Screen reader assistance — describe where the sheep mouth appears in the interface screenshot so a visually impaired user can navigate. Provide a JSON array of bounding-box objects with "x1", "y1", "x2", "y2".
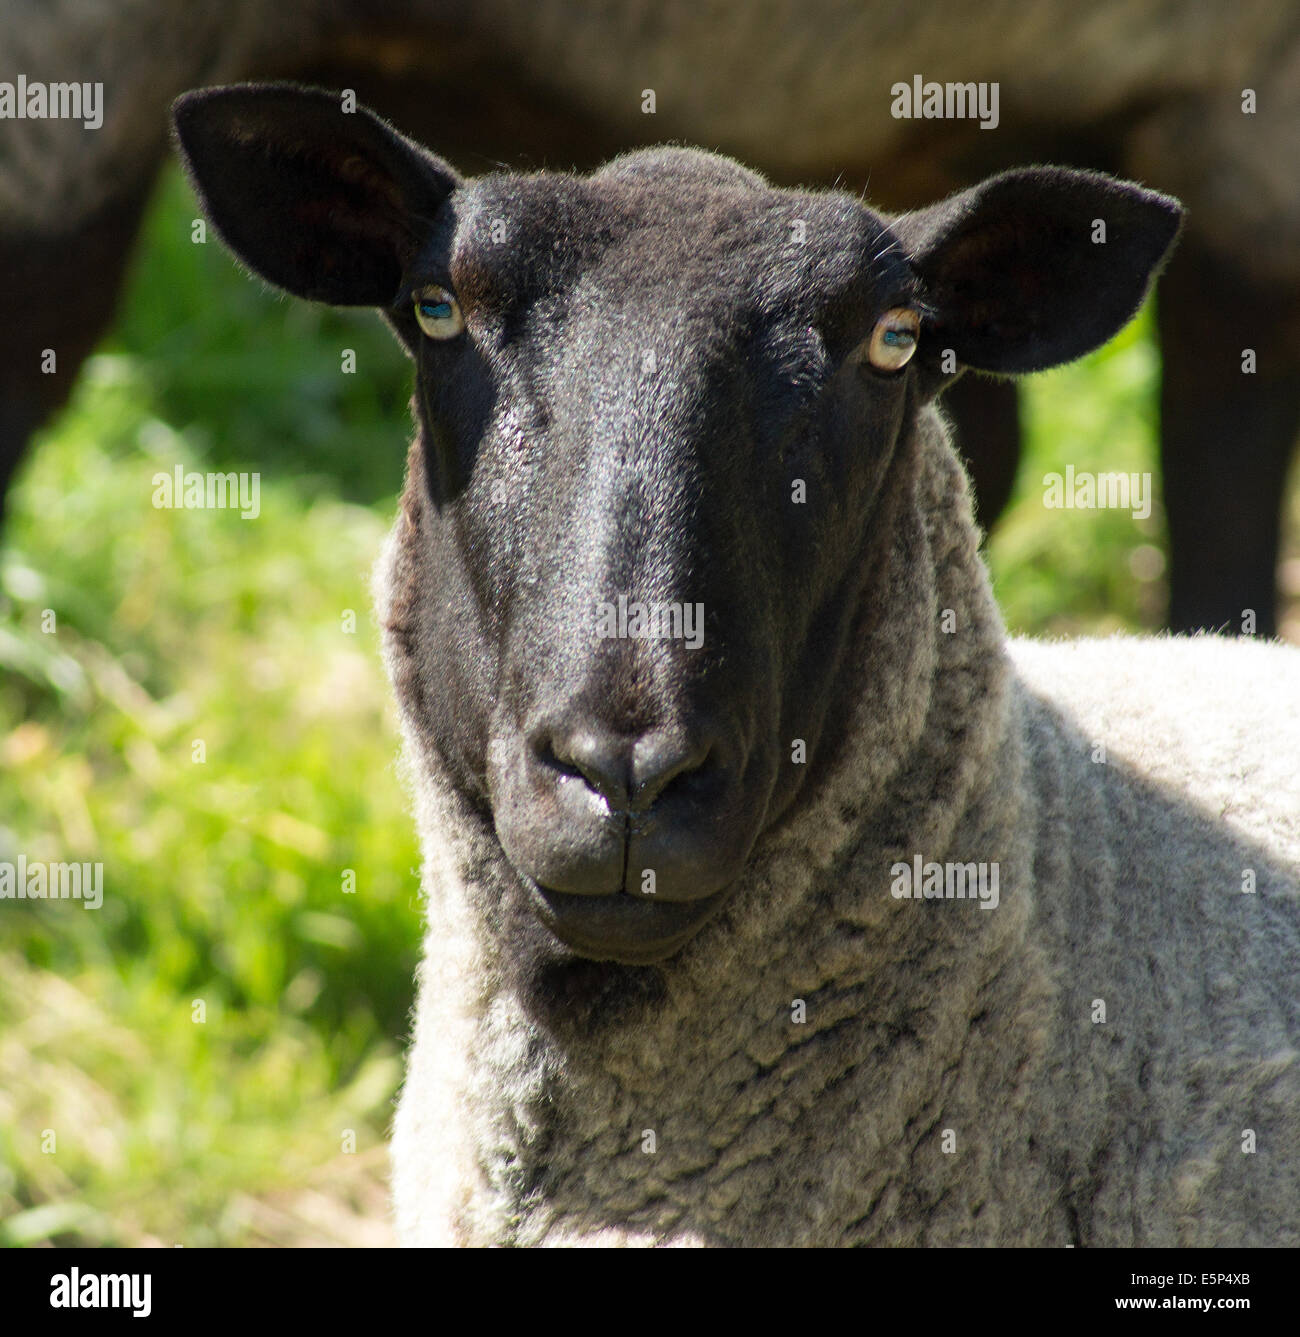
[{"x1": 526, "y1": 881, "x2": 733, "y2": 964}]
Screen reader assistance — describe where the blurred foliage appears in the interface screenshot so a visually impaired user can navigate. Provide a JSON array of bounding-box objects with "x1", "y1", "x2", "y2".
[
  {"x1": 1, "y1": 164, "x2": 1296, "y2": 1246},
  {"x1": 986, "y1": 310, "x2": 1168, "y2": 636},
  {"x1": 0, "y1": 169, "x2": 420, "y2": 1246}
]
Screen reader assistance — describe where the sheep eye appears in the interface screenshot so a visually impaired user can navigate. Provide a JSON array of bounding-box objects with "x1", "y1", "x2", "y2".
[
  {"x1": 866, "y1": 308, "x2": 920, "y2": 372},
  {"x1": 413, "y1": 285, "x2": 465, "y2": 339}
]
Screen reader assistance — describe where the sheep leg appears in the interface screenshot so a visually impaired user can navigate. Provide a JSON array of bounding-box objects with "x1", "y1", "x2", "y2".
[
  {"x1": 0, "y1": 178, "x2": 156, "y2": 524},
  {"x1": 1158, "y1": 241, "x2": 1300, "y2": 637}
]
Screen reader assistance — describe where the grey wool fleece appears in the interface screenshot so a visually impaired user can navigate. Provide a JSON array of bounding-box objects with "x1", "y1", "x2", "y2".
[{"x1": 383, "y1": 406, "x2": 1300, "y2": 1248}]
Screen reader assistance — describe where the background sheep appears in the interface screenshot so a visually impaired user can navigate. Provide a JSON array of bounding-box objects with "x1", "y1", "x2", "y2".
[
  {"x1": 174, "y1": 84, "x2": 1300, "y2": 1246},
  {"x1": 2, "y1": 0, "x2": 1298, "y2": 632}
]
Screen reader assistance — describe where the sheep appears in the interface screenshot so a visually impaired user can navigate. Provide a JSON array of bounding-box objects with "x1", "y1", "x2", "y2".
[
  {"x1": 171, "y1": 82, "x2": 1300, "y2": 1247},
  {"x1": 4, "y1": 2, "x2": 1300, "y2": 634}
]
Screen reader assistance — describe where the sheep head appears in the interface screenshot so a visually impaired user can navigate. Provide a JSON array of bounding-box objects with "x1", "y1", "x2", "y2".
[{"x1": 172, "y1": 83, "x2": 1181, "y2": 965}]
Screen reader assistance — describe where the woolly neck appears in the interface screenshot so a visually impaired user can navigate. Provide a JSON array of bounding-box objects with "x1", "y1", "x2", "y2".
[{"x1": 384, "y1": 405, "x2": 1041, "y2": 1243}]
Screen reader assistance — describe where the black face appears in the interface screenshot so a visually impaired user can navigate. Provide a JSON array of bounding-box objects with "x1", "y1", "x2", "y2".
[
  {"x1": 172, "y1": 83, "x2": 1183, "y2": 965},
  {"x1": 389, "y1": 160, "x2": 921, "y2": 962}
]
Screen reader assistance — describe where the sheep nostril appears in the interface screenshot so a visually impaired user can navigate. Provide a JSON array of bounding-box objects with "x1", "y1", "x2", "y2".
[
  {"x1": 536, "y1": 729, "x2": 632, "y2": 810},
  {"x1": 532, "y1": 726, "x2": 715, "y2": 813},
  {"x1": 631, "y1": 736, "x2": 712, "y2": 810},
  {"x1": 536, "y1": 737, "x2": 587, "y2": 782}
]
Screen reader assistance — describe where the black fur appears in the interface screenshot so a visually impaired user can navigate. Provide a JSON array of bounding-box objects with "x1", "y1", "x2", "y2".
[{"x1": 172, "y1": 82, "x2": 1182, "y2": 967}]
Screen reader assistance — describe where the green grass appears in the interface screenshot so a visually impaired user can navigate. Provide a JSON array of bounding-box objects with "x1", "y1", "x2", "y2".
[
  {"x1": 0, "y1": 164, "x2": 1293, "y2": 1246},
  {"x1": 987, "y1": 310, "x2": 1168, "y2": 636},
  {"x1": 0, "y1": 357, "x2": 418, "y2": 1242},
  {"x1": 0, "y1": 171, "x2": 420, "y2": 1247}
]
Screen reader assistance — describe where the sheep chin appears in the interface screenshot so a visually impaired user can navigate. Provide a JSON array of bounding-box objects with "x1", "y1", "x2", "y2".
[{"x1": 522, "y1": 877, "x2": 734, "y2": 966}]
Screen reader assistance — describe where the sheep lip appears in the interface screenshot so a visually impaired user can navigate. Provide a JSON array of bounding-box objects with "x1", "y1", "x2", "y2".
[{"x1": 527, "y1": 882, "x2": 732, "y2": 963}]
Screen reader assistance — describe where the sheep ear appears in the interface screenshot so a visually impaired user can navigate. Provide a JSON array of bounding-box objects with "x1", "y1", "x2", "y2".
[
  {"x1": 892, "y1": 167, "x2": 1183, "y2": 377},
  {"x1": 171, "y1": 83, "x2": 460, "y2": 307}
]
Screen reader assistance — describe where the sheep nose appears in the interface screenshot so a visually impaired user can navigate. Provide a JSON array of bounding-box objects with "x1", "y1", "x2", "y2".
[
  {"x1": 539, "y1": 726, "x2": 712, "y2": 813},
  {"x1": 502, "y1": 714, "x2": 746, "y2": 906}
]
